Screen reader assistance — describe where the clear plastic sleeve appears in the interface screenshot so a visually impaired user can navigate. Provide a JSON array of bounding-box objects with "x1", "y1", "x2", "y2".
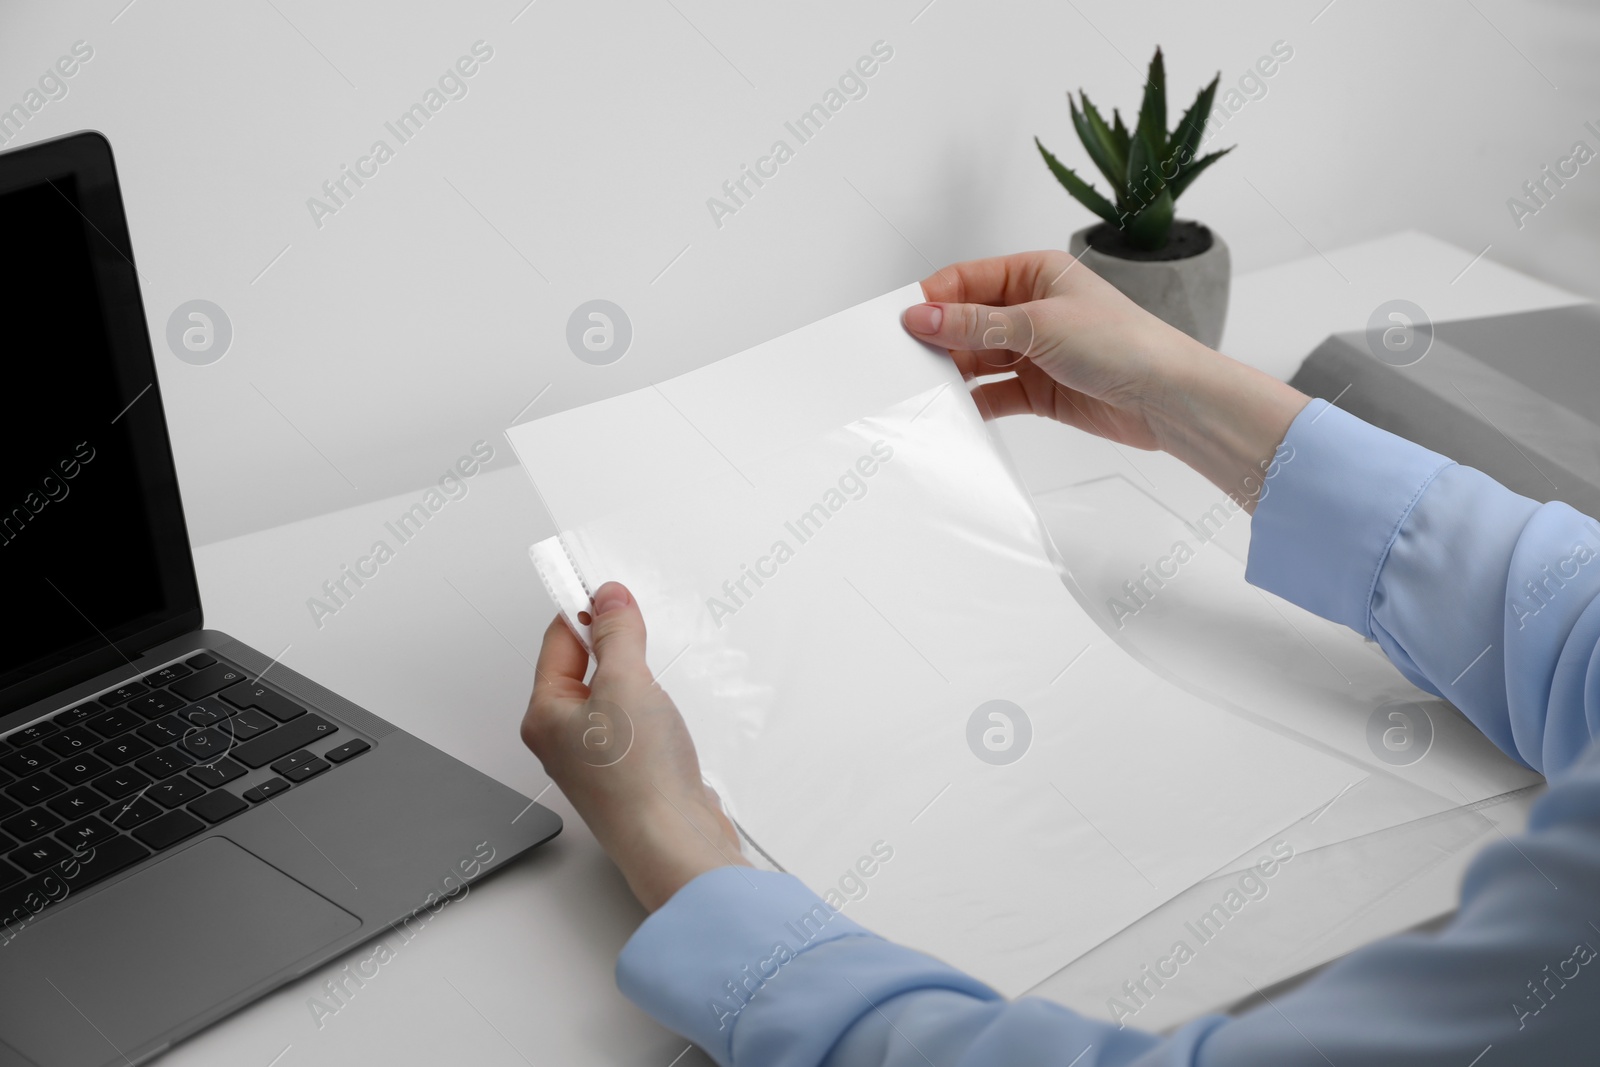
[{"x1": 509, "y1": 284, "x2": 1370, "y2": 995}]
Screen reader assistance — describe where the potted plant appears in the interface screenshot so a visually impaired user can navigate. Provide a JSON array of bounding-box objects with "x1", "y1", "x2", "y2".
[{"x1": 1036, "y1": 48, "x2": 1233, "y2": 347}]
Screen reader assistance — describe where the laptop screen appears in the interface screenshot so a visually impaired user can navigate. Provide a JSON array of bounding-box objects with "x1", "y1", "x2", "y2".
[{"x1": 0, "y1": 138, "x2": 199, "y2": 716}]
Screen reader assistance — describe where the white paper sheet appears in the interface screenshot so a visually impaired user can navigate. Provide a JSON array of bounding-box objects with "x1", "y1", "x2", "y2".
[{"x1": 508, "y1": 284, "x2": 1362, "y2": 994}]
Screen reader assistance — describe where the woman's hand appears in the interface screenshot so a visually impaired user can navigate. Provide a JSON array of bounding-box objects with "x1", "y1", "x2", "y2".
[
  {"x1": 521, "y1": 581, "x2": 749, "y2": 912},
  {"x1": 903, "y1": 249, "x2": 1309, "y2": 511}
]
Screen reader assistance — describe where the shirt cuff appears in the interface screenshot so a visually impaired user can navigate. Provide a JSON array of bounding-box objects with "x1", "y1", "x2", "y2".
[
  {"x1": 1246, "y1": 399, "x2": 1453, "y2": 637},
  {"x1": 616, "y1": 867, "x2": 997, "y2": 1066},
  {"x1": 616, "y1": 867, "x2": 876, "y2": 1064}
]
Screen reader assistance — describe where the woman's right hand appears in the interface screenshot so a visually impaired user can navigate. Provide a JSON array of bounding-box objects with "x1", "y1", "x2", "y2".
[{"x1": 901, "y1": 249, "x2": 1310, "y2": 511}]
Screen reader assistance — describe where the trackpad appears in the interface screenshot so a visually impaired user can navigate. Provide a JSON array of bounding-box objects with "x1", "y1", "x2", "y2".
[{"x1": 0, "y1": 837, "x2": 359, "y2": 1067}]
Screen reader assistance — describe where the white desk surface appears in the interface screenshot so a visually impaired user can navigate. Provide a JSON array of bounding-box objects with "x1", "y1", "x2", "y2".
[{"x1": 170, "y1": 231, "x2": 1584, "y2": 1065}]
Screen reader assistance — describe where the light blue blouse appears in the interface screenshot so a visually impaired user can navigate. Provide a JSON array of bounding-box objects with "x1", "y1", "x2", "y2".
[{"x1": 617, "y1": 399, "x2": 1600, "y2": 1065}]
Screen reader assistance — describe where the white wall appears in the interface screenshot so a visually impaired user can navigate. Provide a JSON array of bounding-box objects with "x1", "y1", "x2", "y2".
[{"x1": 3, "y1": 0, "x2": 1596, "y2": 544}]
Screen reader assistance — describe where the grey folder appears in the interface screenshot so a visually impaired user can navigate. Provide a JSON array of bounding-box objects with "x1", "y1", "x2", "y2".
[{"x1": 1290, "y1": 304, "x2": 1600, "y2": 517}]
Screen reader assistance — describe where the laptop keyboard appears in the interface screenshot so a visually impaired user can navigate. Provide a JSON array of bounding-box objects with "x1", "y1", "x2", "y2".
[{"x1": 0, "y1": 652, "x2": 371, "y2": 939}]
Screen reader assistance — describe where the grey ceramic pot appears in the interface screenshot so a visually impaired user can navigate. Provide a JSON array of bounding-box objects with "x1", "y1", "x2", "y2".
[{"x1": 1068, "y1": 223, "x2": 1231, "y2": 349}]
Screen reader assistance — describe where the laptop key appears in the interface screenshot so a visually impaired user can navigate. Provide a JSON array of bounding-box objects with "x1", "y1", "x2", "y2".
[
  {"x1": 8, "y1": 723, "x2": 57, "y2": 747},
  {"x1": 269, "y1": 751, "x2": 318, "y2": 775},
  {"x1": 51, "y1": 755, "x2": 112, "y2": 787},
  {"x1": 85, "y1": 709, "x2": 142, "y2": 738},
  {"x1": 132, "y1": 810, "x2": 205, "y2": 850},
  {"x1": 53, "y1": 701, "x2": 106, "y2": 727},
  {"x1": 218, "y1": 682, "x2": 263, "y2": 710},
  {"x1": 135, "y1": 747, "x2": 196, "y2": 780},
  {"x1": 94, "y1": 735, "x2": 154, "y2": 766},
  {"x1": 55, "y1": 815, "x2": 117, "y2": 850},
  {"x1": 0, "y1": 859, "x2": 19, "y2": 890},
  {"x1": 0, "y1": 746, "x2": 57, "y2": 777},
  {"x1": 109, "y1": 796, "x2": 163, "y2": 830},
  {"x1": 185, "y1": 653, "x2": 217, "y2": 670},
  {"x1": 177, "y1": 729, "x2": 231, "y2": 762},
  {"x1": 220, "y1": 682, "x2": 307, "y2": 723},
  {"x1": 254, "y1": 691, "x2": 306, "y2": 723},
  {"x1": 6, "y1": 775, "x2": 65, "y2": 805},
  {"x1": 102, "y1": 681, "x2": 150, "y2": 706},
  {"x1": 169, "y1": 664, "x2": 245, "y2": 702},
  {"x1": 187, "y1": 757, "x2": 246, "y2": 788},
  {"x1": 233, "y1": 716, "x2": 337, "y2": 769},
  {"x1": 0, "y1": 796, "x2": 18, "y2": 820},
  {"x1": 187, "y1": 790, "x2": 248, "y2": 824},
  {"x1": 126, "y1": 691, "x2": 186, "y2": 720},
  {"x1": 280, "y1": 757, "x2": 329, "y2": 784},
  {"x1": 42, "y1": 727, "x2": 99, "y2": 757},
  {"x1": 10, "y1": 838, "x2": 73, "y2": 874},
  {"x1": 225, "y1": 708, "x2": 276, "y2": 742},
  {"x1": 145, "y1": 663, "x2": 193, "y2": 686},
  {"x1": 241, "y1": 778, "x2": 291, "y2": 803},
  {"x1": 92, "y1": 768, "x2": 151, "y2": 800},
  {"x1": 177, "y1": 699, "x2": 236, "y2": 728},
  {"x1": 2, "y1": 809, "x2": 64, "y2": 842},
  {"x1": 323, "y1": 738, "x2": 371, "y2": 764},
  {"x1": 151, "y1": 777, "x2": 204, "y2": 808},
  {"x1": 137, "y1": 715, "x2": 188, "y2": 747},
  {"x1": 47, "y1": 787, "x2": 108, "y2": 819}
]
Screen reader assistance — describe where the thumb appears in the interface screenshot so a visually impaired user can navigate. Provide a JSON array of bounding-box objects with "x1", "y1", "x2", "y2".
[
  {"x1": 903, "y1": 300, "x2": 1040, "y2": 370},
  {"x1": 587, "y1": 581, "x2": 649, "y2": 683}
]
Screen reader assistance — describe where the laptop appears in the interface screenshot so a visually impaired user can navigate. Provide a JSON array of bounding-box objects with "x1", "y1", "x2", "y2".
[{"x1": 0, "y1": 132, "x2": 562, "y2": 1067}]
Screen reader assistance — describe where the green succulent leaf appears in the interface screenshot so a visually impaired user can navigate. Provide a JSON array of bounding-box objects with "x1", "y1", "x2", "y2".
[
  {"x1": 1111, "y1": 108, "x2": 1132, "y2": 160},
  {"x1": 1135, "y1": 47, "x2": 1167, "y2": 159},
  {"x1": 1124, "y1": 124, "x2": 1166, "y2": 213},
  {"x1": 1168, "y1": 146, "x2": 1234, "y2": 200},
  {"x1": 1125, "y1": 187, "x2": 1175, "y2": 250},
  {"x1": 1073, "y1": 92, "x2": 1127, "y2": 190},
  {"x1": 1035, "y1": 137, "x2": 1120, "y2": 224},
  {"x1": 1167, "y1": 74, "x2": 1220, "y2": 179}
]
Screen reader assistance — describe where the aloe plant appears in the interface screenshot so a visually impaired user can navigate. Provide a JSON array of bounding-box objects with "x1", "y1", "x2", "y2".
[{"x1": 1036, "y1": 48, "x2": 1232, "y2": 251}]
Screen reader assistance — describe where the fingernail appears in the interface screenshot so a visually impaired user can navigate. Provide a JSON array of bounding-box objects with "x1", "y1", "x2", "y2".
[
  {"x1": 904, "y1": 303, "x2": 942, "y2": 335},
  {"x1": 592, "y1": 582, "x2": 630, "y2": 616}
]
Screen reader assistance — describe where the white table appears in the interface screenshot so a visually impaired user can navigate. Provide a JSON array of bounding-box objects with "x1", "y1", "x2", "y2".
[{"x1": 166, "y1": 232, "x2": 1584, "y2": 1064}]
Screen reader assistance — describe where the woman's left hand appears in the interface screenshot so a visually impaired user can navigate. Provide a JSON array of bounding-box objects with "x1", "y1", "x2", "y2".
[{"x1": 521, "y1": 581, "x2": 749, "y2": 912}]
